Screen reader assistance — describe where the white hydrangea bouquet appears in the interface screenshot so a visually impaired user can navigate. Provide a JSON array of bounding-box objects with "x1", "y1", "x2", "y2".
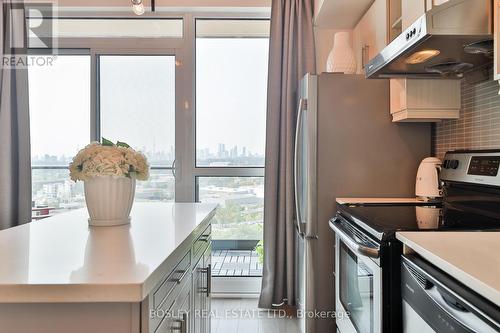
[
  {"x1": 69, "y1": 138, "x2": 149, "y2": 181},
  {"x1": 69, "y1": 138, "x2": 150, "y2": 227}
]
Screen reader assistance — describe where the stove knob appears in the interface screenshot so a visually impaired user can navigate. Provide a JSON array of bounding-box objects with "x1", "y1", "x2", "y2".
[{"x1": 450, "y1": 160, "x2": 460, "y2": 169}]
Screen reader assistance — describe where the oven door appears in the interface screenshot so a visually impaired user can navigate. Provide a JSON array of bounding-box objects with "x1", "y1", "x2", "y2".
[{"x1": 330, "y1": 218, "x2": 382, "y2": 333}]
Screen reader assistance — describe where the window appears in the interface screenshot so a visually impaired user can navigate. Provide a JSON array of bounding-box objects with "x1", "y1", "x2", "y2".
[
  {"x1": 99, "y1": 55, "x2": 176, "y2": 167},
  {"x1": 99, "y1": 55, "x2": 176, "y2": 202},
  {"x1": 27, "y1": 14, "x2": 269, "y2": 290},
  {"x1": 195, "y1": 19, "x2": 269, "y2": 279},
  {"x1": 27, "y1": 18, "x2": 269, "y2": 263},
  {"x1": 196, "y1": 20, "x2": 269, "y2": 167},
  {"x1": 29, "y1": 55, "x2": 91, "y2": 212},
  {"x1": 29, "y1": 52, "x2": 179, "y2": 212}
]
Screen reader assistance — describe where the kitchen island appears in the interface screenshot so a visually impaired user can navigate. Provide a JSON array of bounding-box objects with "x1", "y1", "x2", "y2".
[{"x1": 0, "y1": 202, "x2": 217, "y2": 333}]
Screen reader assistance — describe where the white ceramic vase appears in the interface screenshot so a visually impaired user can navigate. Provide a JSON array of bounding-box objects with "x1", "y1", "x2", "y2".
[
  {"x1": 84, "y1": 176, "x2": 136, "y2": 227},
  {"x1": 326, "y1": 32, "x2": 357, "y2": 74}
]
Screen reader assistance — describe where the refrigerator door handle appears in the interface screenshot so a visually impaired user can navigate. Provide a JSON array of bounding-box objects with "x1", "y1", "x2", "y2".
[{"x1": 294, "y1": 98, "x2": 306, "y2": 238}]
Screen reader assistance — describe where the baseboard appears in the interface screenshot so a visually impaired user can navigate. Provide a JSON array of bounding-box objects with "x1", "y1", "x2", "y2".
[{"x1": 211, "y1": 293, "x2": 260, "y2": 299}]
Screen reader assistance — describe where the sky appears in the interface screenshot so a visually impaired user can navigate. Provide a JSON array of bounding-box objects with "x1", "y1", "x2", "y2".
[
  {"x1": 28, "y1": 38, "x2": 269, "y2": 161},
  {"x1": 196, "y1": 38, "x2": 269, "y2": 156},
  {"x1": 99, "y1": 55, "x2": 176, "y2": 158},
  {"x1": 29, "y1": 55, "x2": 91, "y2": 159}
]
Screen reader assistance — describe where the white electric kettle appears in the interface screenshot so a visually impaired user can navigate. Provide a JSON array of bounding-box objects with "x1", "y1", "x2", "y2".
[{"x1": 416, "y1": 157, "x2": 443, "y2": 200}]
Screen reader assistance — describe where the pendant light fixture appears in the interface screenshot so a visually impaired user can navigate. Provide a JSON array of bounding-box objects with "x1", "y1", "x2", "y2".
[{"x1": 131, "y1": 0, "x2": 145, "y2": 15}]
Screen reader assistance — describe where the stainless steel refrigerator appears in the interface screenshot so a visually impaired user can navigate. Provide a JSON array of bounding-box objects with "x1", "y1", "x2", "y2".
[{"x1": 294, "y1": 73, "x2": 431, "y2": 332}]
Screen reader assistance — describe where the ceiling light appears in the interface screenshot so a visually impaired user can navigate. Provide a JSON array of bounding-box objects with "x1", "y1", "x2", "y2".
[
  {"x1": 131, "y1": 0, "x2": 145, "y2": 15},
  {"x1": 405, "y1": 50, "x2": 441, "y2": 64}
]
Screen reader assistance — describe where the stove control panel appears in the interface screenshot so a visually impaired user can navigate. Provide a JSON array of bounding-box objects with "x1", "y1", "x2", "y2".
[
  {"x1": 467, "y1": 156, "x2": 500, "y2": 177},
  {"x1": 441, "y1": 151, "x2": 500, "y2": 187}
]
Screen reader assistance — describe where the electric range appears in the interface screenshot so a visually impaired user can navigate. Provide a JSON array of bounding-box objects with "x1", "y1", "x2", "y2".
[{"x1": 330, "y1": 150, "x2": 500, "y2": 333}]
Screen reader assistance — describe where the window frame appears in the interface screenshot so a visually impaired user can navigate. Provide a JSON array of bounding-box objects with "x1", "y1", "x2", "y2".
[{"x1": 28, "y1": 11, "x2": 269, "y2": 205}]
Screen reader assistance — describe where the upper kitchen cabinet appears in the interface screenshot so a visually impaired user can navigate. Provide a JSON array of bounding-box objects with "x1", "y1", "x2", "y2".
[
  {"x1": 401, "y1": 0, "x2": 451, "y2": 30},
  {"x1": 401, "y1": 0, "x2": 425, "y2": 31},
  {"x1": 390, "y1": 78, "x2": 461, "y2": 122},
  {"x1": 387, "y1": 0, "x2": 452, "y2": 42},
  {"x1": 425, "y1": 0, "x2": 451, "y2": 11},
  {"x1": 388, "y1": 0, "x2": 402, "y2": 42},
  {"x1": 314, "y1": 0, "x2": 375, "y2": 29},
  {"x1": 352, "y1": 0, "x2": 388, "y2": 71}
]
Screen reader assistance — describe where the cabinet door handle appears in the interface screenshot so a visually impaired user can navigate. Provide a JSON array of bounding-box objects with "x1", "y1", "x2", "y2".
[
  {"x1": 206, "y1": 264, "x2": 211, "y2": 297},
  {"x1": 200, "y1": 264, "x2": 212, "y2": 296},
  {"x1": 362, "y1": 44, "x2": 370, "y2": 69}
]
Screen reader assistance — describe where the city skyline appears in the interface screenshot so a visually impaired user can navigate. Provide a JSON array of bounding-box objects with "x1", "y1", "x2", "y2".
[
  {"x1": 32, "y1": 142, "x2": 265, "y2": 166},
  {"x1": 29, "y1": 39, "x2": 268, "y2": 160}
]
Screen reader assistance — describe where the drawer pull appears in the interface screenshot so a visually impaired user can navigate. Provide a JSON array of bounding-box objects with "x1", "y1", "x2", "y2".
[
  {"x1": 169, "y1": 269, "x2": 189, "y2": 285},
  {"x1": 198, "y1": 235, "x2": 210, "y2": 242},
  {"x1": 171, "y1": 312, "x2": 189, "y2": 333}
]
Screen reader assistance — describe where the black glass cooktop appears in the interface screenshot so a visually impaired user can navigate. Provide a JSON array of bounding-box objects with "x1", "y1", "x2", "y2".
[{"x1": 337, "y1": 203, "x2": 500, "y2": 241}]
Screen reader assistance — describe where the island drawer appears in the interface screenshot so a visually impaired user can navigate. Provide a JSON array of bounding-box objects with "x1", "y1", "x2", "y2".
[
  {"x1": 192, "y1": 224, "x2": 211, "y2": 265},
  {"x1": 155, "y1": 274, "x2": 191, "y2": 333},
  {"x1": 153, "y1": 251, "x2": 191, "y2": 310}
]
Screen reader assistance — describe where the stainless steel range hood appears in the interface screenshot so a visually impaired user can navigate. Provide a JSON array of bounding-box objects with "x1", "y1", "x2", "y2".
[{"x1": 365, "y1": 0, "x2": 493, "y2": 79}]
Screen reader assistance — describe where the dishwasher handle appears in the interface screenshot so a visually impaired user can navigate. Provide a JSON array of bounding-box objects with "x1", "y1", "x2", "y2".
[
  {"x1": 424, "y1": 282, "x2": 500, "y2": 333},
  {"x1": 403, "y1": 255, "x2": 500, "y2": 333}
]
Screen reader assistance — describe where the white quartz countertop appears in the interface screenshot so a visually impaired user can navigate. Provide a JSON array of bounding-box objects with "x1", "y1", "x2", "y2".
[
  {"x1": 0, "y1": 202, "x2": 217, "y2": 303},
  {"x1": 396, "y1": 231, "x2": 500, "y2": 306}
]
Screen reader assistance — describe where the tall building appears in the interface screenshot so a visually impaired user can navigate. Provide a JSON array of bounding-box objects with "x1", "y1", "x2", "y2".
[
  {"x1": 230, "y1": 146, "x2": 238, "y2": 158},
  {"x1": 217, "y1": 143, "x2": 228, "y2": 158}
]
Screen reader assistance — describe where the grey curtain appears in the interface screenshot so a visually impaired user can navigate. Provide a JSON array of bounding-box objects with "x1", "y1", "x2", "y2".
[
  {"x1": 0, "y1": 1, "x2": 32, "y2": 230},
  {"x1": 259, "y1": 0, "x2": 316, "y2": 308}
]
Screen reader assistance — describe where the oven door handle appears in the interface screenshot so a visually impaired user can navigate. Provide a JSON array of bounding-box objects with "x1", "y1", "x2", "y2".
[{"x1": 329, "y1": 218, "x2": 380, "y2": 258}]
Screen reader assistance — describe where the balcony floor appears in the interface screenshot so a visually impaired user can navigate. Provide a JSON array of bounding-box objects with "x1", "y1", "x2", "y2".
[{"x1": 212, "y1": 250, "x2": 263, "y2": 277}]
